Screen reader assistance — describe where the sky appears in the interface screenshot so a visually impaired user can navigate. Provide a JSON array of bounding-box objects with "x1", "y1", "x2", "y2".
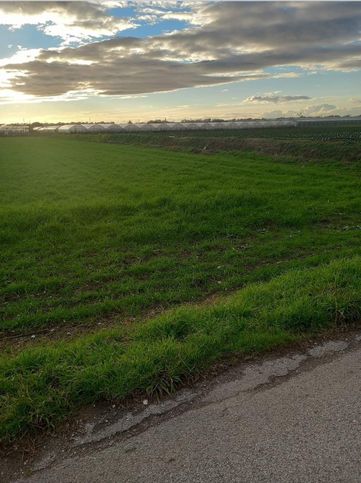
[{"x1": 0, "y1": 0, "x2": 361, "y2": 123}]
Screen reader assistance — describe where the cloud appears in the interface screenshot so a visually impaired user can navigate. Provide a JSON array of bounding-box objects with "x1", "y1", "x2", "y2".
[
  {"x1": 0, "y1": 1, "x2": 136, "y2": 43},
  {"x1": 5, "y1": 55, "x2": 269, "y2": 97},
  {"x1": 1, "y1": 1, "x2": 361, "y2": 100},
  {"x1": 135, "y1": 4, "x2": 202, "y2": 25},
  {"x1": 263, "y1": 110, "x2": 285, "y2": 119},
  {"x1": 245, "y1": 94, "x2": 311, "y2": 104},
  {"x1": 263, "y1": 103, "x2": 338, "y2": 119},
  {"x1": 304, "y1": 103, "x2": 337, "y2": 114}
]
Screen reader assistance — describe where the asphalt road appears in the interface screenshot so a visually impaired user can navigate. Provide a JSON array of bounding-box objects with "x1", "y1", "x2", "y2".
[{"x1": 14, "y1": 336, "x2": 361, "y2": 482}]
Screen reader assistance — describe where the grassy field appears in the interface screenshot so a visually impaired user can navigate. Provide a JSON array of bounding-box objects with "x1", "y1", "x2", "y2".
[
  {"x1": 1, "y1": 131, "x2": 361, "y2": 442},
  {"x1": 74, "y1": 123, "x2": 361, "y2": 161}
]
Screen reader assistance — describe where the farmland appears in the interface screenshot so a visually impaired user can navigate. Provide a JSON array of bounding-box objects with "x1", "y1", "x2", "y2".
[
  {"x1": 1, "y1": 126, "x2": 361, "y2": 443},
  {"x1": 73, "y1": 122, "x2": 361, "y2": 160}
]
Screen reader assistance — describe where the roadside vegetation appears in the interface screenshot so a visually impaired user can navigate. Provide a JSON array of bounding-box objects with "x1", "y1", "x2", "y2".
[
  {"x1": 1, "y1": 130, "x2": 361, "y2": 442},
  {"x1": 2, "y1": 257, "x2": 361, "y2": 442}
]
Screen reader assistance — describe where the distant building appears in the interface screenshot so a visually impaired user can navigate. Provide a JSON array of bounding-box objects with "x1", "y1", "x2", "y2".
[
  {"x1": 0, "y1": 124, "x2": 30, "y2": 136},
  {"x1": 3, "y1": 117, "x2": 360, "y2": 137},
  {"x1": 57, "y1": 124, "x2": 88, "y2": 133},
  {"x1": 296, "y1": 117, "x2": 361, "y2": 126},
  {"x1": 34, "y1": 125, "x2": 61, "y2": 132}
]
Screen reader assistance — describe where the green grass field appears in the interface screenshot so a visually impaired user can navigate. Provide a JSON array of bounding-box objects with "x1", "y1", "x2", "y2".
[
  {"x1": 1, "y1": 132, "x2": 361, "y2": 442},
  {"x1": 74, "y1": 123, "x2": 361, "y2": 161}
]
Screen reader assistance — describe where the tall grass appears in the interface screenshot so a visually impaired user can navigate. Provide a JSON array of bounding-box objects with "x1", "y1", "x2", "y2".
[{"x1": 1, "y1": 257, "x2": 361, "y2": 442}]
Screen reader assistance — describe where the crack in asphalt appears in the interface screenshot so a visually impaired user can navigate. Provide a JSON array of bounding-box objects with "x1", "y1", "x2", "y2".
[{"x1": 4, "y1": 332, "x2": 360, "y2": 483}]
